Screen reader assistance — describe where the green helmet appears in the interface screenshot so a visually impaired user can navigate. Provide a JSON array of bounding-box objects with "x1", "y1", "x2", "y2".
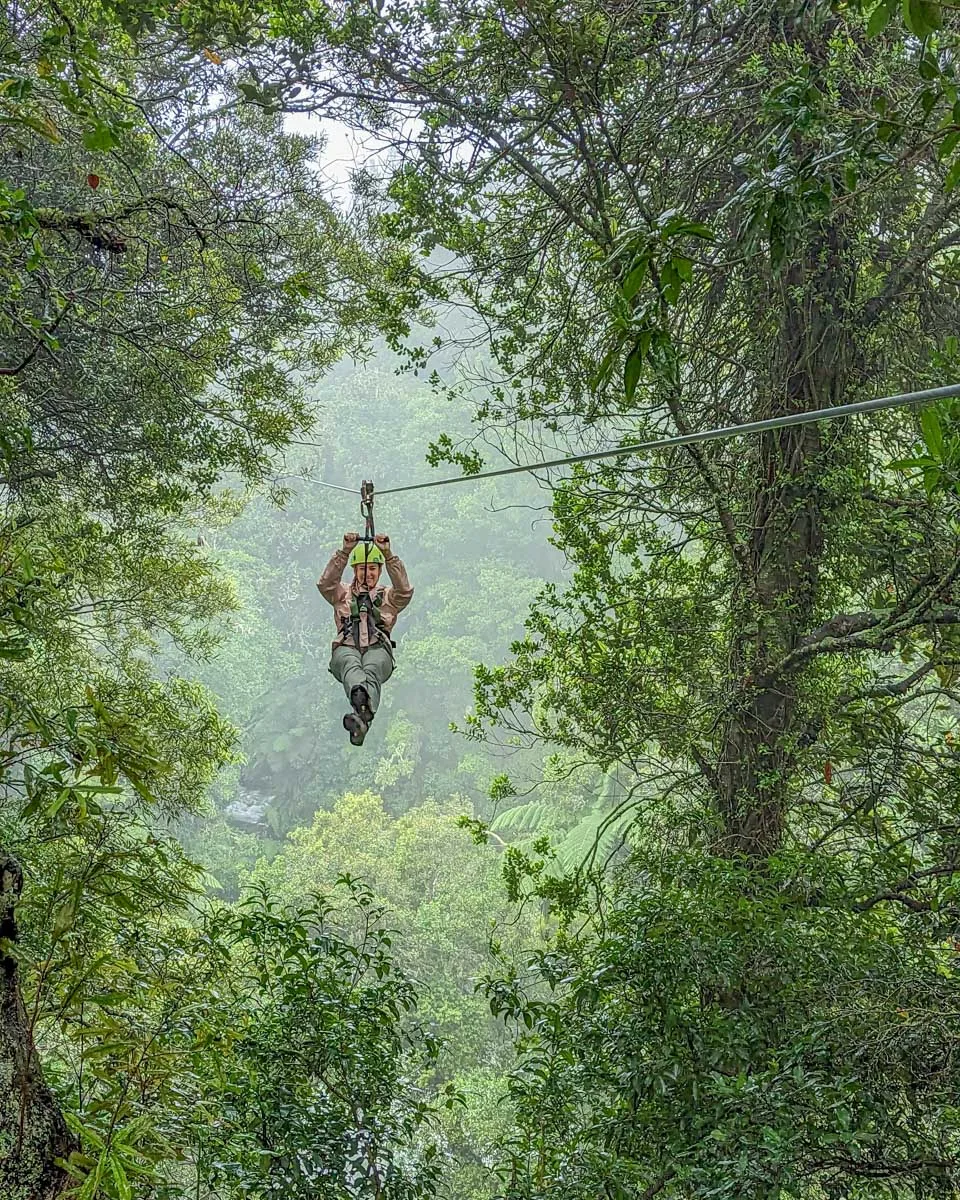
[{"x1": 350, "y1": 543, "x2": 384, "y2": 568}]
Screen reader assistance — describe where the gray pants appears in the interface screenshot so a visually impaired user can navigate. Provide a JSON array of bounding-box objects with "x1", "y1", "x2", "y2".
[{"x1": 330, "y1": 643, "x2": 394, "y2": 714}]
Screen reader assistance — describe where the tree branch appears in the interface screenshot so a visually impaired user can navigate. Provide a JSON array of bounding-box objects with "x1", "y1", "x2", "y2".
[
  {"x1": 33, "y1": 207, "x2": 126, "y2": 253},
  {"x1": 363, "y1": 53, "x2": 606, "y2": 244},
  {"x1": 837, "y1": 660, "x2": 939, "y2": 705},
  {"x1": 863, "y1": 188, "x2": 960, "y2": 328},
  {"x1": 853, "y1": 861, "x2": 960, "y2": 913},
  {"x1": 0, "y1": 300, "x2": 74, "y2": 377},
  {"x1": 775, "y1": 607, "x2": 960, "y2": 675},
  {"x1": 812, "y1": 1154, "x2": 956, "y2": 1179}
]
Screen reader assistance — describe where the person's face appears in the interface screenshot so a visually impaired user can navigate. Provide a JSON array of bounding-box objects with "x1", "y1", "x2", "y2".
[{"x1": 355, "y1": 563, "x2": 382, "y2": 590}]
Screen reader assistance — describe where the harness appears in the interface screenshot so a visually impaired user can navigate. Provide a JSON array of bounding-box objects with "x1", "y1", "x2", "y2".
[{"x1": 340, "y1": 588, "x2": 396, "y2": 656}]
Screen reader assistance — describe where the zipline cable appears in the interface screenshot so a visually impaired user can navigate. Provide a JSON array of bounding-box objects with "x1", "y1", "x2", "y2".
[
  {"x1": 300, "y1": 381, "x2": 960, "y2": 499},
  {"x1": 308, "y1": 479, "x2": 356, "y2": 494}
]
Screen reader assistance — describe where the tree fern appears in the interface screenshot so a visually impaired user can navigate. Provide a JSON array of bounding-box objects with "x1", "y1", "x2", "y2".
[
  {"x1": 555, "y1": 803, "x2": 638, "y2": 873},
  {"x1": 490, "y1": 801, "x2": 556, "y2": 834},
  {"x1": 491, "y1": 766, "x2": 640, "y2": 875}
]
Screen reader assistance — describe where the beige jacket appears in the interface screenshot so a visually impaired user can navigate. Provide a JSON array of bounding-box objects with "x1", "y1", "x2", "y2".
[{"x1": 317, "y1": 548, "x2": 414, "y2": 650}]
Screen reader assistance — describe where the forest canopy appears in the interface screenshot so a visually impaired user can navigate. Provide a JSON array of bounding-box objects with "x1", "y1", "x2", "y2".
[{"x1": 5, "y1": 0, "x2": 960, "y2": 1198}]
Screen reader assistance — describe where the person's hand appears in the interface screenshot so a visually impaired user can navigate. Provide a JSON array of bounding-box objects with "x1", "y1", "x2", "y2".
[
  {"x1": 342, "y1": 532, "x2": 359, "y2": 551},
  {"x1": 374, "y1": 534, "x2": 391, "y2": 554}
]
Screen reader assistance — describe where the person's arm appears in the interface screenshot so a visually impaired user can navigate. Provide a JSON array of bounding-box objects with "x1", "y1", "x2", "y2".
[
  {"x1": 317, "y1": 533, "x2": 357, "y2": 605},
  {"x1": 376, "y1": 535, "x2": 414, "y2": 615}
]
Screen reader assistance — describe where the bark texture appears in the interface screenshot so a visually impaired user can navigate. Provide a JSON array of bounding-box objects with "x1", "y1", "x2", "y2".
[
  {"x1": 0, "y1": 854, "x2": 74, "y2": 1199},
  {"x1": 718, "y1": 220, "x2": 853, "y2": 856}
]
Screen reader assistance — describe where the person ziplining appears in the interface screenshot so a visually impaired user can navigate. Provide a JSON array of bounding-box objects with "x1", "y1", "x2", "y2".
[{"x1": 317, "y1": 482, "x2": 413, "y2": 746}]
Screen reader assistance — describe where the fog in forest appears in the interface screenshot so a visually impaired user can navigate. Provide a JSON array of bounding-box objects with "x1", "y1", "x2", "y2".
[{"x1": 8, "y1": 1, "x2": 960, "y2": 1197}]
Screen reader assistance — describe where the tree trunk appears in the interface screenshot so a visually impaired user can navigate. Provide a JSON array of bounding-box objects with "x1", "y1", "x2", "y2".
[
  {"x1": 717, "y1": 222, "x2": 853, "y2": 856},
  {"x1": 0, "y1": 854, "x2": 75, "y2": 1199}
]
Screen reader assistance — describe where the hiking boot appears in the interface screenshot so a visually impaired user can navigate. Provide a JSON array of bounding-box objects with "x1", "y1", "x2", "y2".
[
  {"x1": 342, "y1": 712, "x2": 368, "y2": 746},
  {"x1": 350, "y1": 685, "x2": 375, "y2": 726}
]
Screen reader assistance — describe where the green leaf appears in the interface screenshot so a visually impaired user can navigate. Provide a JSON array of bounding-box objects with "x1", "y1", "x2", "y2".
[
  {"x1": 591, "y1": 342, "x2": 622, "y2": 391},
  {"x1": 678, "y1": 221, "x2": 715, "y2": 241},
  {"x1": 945, "y1": 156, "x2": 960, "y2": 191},
  {"x1": 903, "y1": 0, "x2": 942, "y2": 37},
  {"x1": 867, "y1": 0, "x2": 895, "y2": 35},
  {"x1": 79, "y1": 1041, "x2": 128, "y2": 1060},
  {"x1": 660, "y1": 262, "x2": 682, "y2": 305},
  {"x1": 624, "y1": 345, "x2": 643, "y2": 401},
  {"x1": 491, "y1": 801, "x2": 554, "y2": 834},
  {"x1": 938, "y1": 129, "x2": 960, "y2": 160},
  {"x1": 237, "y1": 80, "x2": 263, "y2": 103},
  {"x1": 924, "y1": 464, "x2": 942, "y2": 495},
  {"x1": 46, "y1": 788, "x2": 71, "y2": 818},
  {"x1": 888, "y1": 456, "x2": 935, "y2": 470},
  {"x1": 81, "y1": 122, "x2": 117, "y2": 152},
  {"x1": 673, "y1": 255, "x2": 693, "y2": 283},
  {"x1": 920, "y1": 56, "x2": 941, "y2": 81},
  {"x1": 51, "y1": 896, "x2": 79, "y2": 940},
  {"x1": 620, "y1": 260, "x2": 647, "y2": 301},
  {"x1": 921, "y1": 406, "x2": 945, "y2": 457},
  {"x1": 921, "y1": 0, "x2": 943, "y2": 29},
  {"x1": 13, "y1": 112, "x2": 61, "y2": 142},
  {"x1": 110, "y1": 1156, "x2": 133, "y2": 1200}
]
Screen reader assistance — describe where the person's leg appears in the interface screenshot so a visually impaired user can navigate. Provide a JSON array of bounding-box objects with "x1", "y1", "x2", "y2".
[
  {"x1": 331, "y1": 645, "x2": 373, "y2": 745},
  {"x1": 360, "y1": 644, "x2": 395, "y2": 714},
  {"x1": 330, "y1": 645, "x2": 367, "y2": 705}
]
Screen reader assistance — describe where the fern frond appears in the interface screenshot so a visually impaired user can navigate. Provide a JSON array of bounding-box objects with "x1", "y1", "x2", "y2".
[
  {"x1": 490, "y1": 801, "x2": 555, "y2": 834},
  {"x1": 555, "y1": 803, "x2": 639, "y2": 872}
]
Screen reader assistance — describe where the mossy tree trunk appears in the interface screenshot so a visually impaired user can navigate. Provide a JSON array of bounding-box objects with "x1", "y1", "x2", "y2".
[
  {"x1": 0, "y1": 855, "x2": 74, "y2": 1199},
  {"x1": 718, "y1": 222, "x2": 853, "y2": 855}
]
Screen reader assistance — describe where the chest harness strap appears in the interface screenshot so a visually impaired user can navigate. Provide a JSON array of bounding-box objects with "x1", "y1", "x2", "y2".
[{"x1": 341, "y1": 589, "x2": 397, "y2": 657}]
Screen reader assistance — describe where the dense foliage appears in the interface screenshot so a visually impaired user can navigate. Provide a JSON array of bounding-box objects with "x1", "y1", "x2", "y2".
[{"x1": 12, "y1": 0, "x2": 960, "y2": 1198}]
